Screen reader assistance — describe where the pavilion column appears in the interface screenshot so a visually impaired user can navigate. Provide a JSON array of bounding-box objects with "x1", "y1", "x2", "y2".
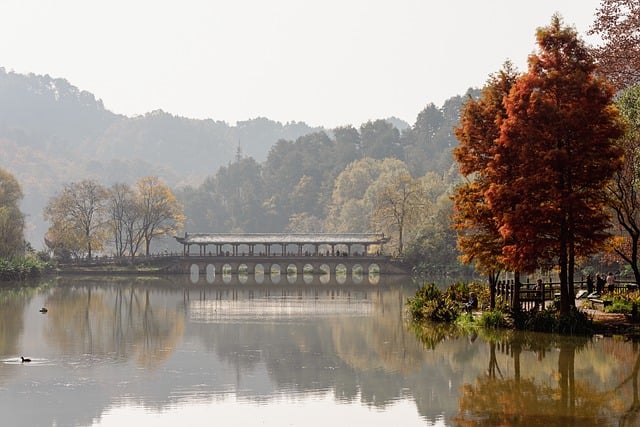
[{"x1": 297, "y1": 244, "x2": 303, "y2": 256}]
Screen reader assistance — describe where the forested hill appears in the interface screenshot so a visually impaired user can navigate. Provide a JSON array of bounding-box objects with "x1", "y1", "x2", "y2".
[
  {"x1": 0, "y1": 68, "x2": 477, "y2": 254},
  {"x1": 0, "y1": 69, "x2": 325, "y2": 244},
  {"x1": 0, "y1": 68, "x2": 324, "y2": 179}
]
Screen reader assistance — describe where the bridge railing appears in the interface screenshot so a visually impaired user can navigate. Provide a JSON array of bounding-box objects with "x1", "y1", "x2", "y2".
[
  {"x1": 495, "y1": 279, "x2": 639, "y2": 311},
  {"x1": 58, "y1": 251, "x2": 391, "y2": 266}
]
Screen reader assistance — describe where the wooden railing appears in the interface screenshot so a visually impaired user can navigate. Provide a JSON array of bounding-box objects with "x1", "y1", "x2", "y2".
[{"x1": 494, "y1": 279, "x2": 639, "y2": 311}]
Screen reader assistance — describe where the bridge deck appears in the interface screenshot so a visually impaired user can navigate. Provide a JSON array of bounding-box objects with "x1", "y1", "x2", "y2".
[{"x1": 175, "y1": 232, "x2": 390, "y2": 257}]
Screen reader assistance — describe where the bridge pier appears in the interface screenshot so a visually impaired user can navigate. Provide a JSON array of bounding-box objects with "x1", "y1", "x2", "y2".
[{"x1": 166, "y1": 254, "x2": 408, "y2": 281}]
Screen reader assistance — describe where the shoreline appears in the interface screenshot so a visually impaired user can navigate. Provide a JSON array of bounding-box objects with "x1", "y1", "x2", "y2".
[{"x1": 44, "y1": 268, "x2": 640, "y2": 338}]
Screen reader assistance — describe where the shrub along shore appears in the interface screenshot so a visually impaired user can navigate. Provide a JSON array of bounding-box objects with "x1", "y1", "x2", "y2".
[
  {"x1": 406, "y1": 282, "x2": 640, "y2": 337},
  {"x1": 0, "y1": 257, "x2": 53, "y2": 281}
]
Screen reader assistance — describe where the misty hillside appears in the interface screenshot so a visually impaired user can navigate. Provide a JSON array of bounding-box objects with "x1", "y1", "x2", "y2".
[
  {"x1": 0, "y1": 69, "x2": 328, "y2": 245},
  {"x1": 0, "y1": 68, "x2": 469, "y2": 248},
  {"x1": 0, "y1": 68, "x2": 325, "y2": 181}
]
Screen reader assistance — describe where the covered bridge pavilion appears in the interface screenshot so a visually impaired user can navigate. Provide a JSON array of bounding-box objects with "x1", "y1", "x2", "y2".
[{"x1": 175, "y1": 232, "x2": 389, "y2": 257}]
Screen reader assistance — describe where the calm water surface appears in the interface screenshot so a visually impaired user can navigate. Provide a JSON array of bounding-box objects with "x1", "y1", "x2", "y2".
[{"x1": 0, "y1": 275, "x2": 638, "y2": 426}]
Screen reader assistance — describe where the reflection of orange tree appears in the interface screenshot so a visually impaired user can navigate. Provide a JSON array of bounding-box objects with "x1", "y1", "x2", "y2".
[
  {"x1": 45, "y1": 285, "x2": 183, "y2": 369},
  {"x1": 455, "y1": 337, "x2": 626, "y2": 425},
  {"x1": 455, "y1": 376, "x2": 611, "y2": 425}
]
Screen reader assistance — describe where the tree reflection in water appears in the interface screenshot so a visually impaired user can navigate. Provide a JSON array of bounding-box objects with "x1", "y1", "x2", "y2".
[
  {"x1": 1, "y1": 277, "x2": 639, "y2": 426},
  {"x1": 411, "y1": 322, "x2": 639, "y2": 426}
]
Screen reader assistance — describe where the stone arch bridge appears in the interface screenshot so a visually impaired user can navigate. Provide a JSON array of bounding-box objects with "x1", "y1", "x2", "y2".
[{"x1": 170, "y1": 232, "x2": 409, "y2": 277}]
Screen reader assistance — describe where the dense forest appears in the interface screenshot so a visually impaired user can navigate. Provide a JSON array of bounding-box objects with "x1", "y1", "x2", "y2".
[{"x1": 0, "y1": 67, "x2": 478, "y2": 272}]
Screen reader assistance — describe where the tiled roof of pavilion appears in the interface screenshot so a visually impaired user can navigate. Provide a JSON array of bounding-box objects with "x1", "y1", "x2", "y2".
[{"x1": 175, "y1": 233, "x2": 388, "y2": 245}]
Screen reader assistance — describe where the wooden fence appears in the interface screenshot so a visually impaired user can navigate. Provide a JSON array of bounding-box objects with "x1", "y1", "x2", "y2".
[{"x1": 495, "y1": 279, "x2": 638, "y2": 311}]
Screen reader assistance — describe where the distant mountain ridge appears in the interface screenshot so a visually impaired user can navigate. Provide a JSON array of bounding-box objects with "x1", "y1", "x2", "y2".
[
  {"x1": 0, "y1": 68, "x2": 329, "y2": 179},
  {"x1": 0, "y1": 68, "x2": 446, "y2": 247},
  {"x1": 0, "y1": 68, "x2": 328, "y2": 244}
]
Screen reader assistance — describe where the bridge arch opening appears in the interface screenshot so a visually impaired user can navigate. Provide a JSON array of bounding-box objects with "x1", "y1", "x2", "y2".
[
  {"x1": 190, "y1": 264, "x2": 199, "y2": 283},
  {"x1": 287, "y1": 264, "x2": 298, "y2": 284},
  {"x1": 206, "y1": 264, "x2": 215, "y2": 283},
  {"x1": 238, "y1": 264, "x2": 249, "y2": 284},
  {"x1": 303, "y1": 264, "x2": 314, "y2": 284},
  {"x1": 336, "y1": 264, "x2": 347, "y2": 284},
  {"x1": 270, "y1": 264, "x2": 281, "y2": 284},
  {"x1": 255, "y1": 264, "x2": 265, "y2": 284},
  {"x1": 352, "y1": 264, "x2": 364, "y2": 284},
  {"x1": 222, "y1": 264, "x2": 232, "y2": 283},
  {"x1": 319, "y1": 264, "x2": 330, "y2": 284},
  {"x1": 368, "y1": 264, "x2": 380, "y2": 284}
]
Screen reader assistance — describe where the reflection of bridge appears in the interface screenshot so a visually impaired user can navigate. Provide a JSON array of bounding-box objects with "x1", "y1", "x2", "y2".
[{"x1": 171, "y1": 233, "x2": 409, "y2": 277}]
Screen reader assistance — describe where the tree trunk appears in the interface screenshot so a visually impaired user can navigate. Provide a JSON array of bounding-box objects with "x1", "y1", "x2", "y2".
[
  {"x1": 632, "y1": 234, "x2": 640, "y2": 286},
  {"x1": 489, "y1": 271, "x2": 499, "y2": 309},
  {"x1": 559, "y1": 218, "x2": 570, "y2": 314},
  {"x1": 398, "y1": 219, "x2": 404, "y2": 256},
  {"x1": 513, "y1": 271, "x2": 521, "y2": 313},
  {"x1": 568, "y1": 238, "x2": 576, "y2": 309}
]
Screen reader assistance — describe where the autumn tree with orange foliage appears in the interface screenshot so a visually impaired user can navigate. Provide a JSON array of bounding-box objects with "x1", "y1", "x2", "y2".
[
  {"x1": 452, "y1": 63, "x2": 519, "y2": 308},
  {"x1": 589, "y1": 0, "x2": 640, "y2": 91},
  {"x1": 454, "y1": 15, "x2": 625, "y2": 315},
  {"x1": 492, "y1": 15, "x2": 624, "y2": 313}
]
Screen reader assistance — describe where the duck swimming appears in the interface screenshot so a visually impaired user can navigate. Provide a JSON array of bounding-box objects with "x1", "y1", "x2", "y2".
[
  {"x1": 21, "y1": 357, "x2": 31, "y2": 363},
  {"x1": 39, "y1": 308, "x2": 48, "y2": 313}
]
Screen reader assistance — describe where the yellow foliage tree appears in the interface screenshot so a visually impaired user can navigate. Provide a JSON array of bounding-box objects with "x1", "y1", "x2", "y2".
[
  {"x1": 136, "y1": 176, "x2": 185, "y2": 256},
  {"x1": 371, "y1": 172, "x2": 427, "y2": 256},
  {"x1": 43, "y1": 180, "x2": 108, "y2": 259}
]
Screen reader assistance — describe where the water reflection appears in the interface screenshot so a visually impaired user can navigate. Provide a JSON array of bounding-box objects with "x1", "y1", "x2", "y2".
[{"x1": 0, "y1": 276, "x2": 638, "y2": 426}]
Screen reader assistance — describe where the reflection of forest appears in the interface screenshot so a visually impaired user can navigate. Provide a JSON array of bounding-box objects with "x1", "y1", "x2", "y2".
[
  {"x1": 2, "y1": 277, "x2": 640, "y2": 426},
  {"x1": 0, "y1": 282, "x2": 43, "y2": 385},
  {"x1": 44, "y1": 280, "x2": 185, "y2": 368}
]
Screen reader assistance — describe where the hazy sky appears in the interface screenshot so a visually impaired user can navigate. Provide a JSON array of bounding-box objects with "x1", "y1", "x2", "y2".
[{"x1": 1, "y1": 0, "x2": 602, "y2": 128}]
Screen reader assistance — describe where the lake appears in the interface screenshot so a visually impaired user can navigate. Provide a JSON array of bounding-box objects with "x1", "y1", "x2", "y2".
[{"x1": 0, "y1": 275, "x2": 638, "y2": 426}]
